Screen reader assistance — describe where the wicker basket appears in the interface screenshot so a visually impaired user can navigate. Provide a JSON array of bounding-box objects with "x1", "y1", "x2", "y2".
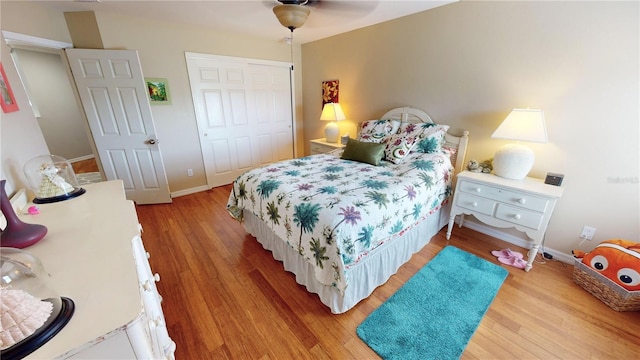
[{"x1": 573, "y1": 259, "x2": 640, "y2": 311}]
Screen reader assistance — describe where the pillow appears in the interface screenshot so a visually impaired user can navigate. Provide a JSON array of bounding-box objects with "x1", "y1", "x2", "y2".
[
  {"x1": 356, "y1": 119, "x2": 401, "y2": 144},
  {"x1": 341, "y1": 138, "x2": 386, "y2": 166},
  {"x1": 412, "y1": 124, "x2": 450, "y2": 153},
  {"x1": 384, "y1": 122, "x2": 425, "y2": 164}
]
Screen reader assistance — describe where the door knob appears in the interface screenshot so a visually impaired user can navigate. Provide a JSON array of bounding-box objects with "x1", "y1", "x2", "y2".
[{"x1": 147, "y1": 139, "x2": 159, "y2": 145}]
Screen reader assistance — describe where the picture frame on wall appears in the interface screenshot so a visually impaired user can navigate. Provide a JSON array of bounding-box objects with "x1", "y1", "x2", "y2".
[
  {"x1": 322, "y1": 79, "x2": 339, "y2": 106},
  {"x1": 145, "y1": 78, "x2": 171, "y2": 105},
  {"x1": 0, "y1": 62, "x2": 19, "y2": 113}
]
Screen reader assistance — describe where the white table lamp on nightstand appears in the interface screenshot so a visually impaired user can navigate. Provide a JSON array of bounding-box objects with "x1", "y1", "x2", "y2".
[
  {"x1": 320, "y1": 102, "x2": 346, "y2": 143},
  {"x1": 491, "y1": 108, "x2": 547, "y2": 180}
]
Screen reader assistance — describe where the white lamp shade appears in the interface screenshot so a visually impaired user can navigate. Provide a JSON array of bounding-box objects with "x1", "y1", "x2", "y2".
[
  {"x1": 320, "y1": 103, "x2": 346, "y2": 121},
  {"x1": 491, "y1": 109, "x2": 547, "y2": 143},
  {"x1": 321, "y1": 103, "x2": 346, "y2": 143}
]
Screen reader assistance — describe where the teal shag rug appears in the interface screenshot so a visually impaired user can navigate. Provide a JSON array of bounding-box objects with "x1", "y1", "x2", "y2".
[{"x1": 356, "y1": 245, "x2": 508, "y2": 360}]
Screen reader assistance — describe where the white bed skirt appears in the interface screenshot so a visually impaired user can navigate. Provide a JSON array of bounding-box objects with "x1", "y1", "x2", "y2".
[{"x1": 243, "y1": 201, "x2": 452, "y2": 314}]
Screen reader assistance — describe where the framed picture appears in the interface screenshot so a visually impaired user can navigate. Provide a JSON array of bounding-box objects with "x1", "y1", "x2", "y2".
[
  {"x1": 322, "y1": 79, "x2": 339, "y2": 106},
  {"x1": 145, "y1": 78, "x2": 171, "y2": 105},
  {"x1": 0, "y1": 62, "x2": 19, "y2": 113}
]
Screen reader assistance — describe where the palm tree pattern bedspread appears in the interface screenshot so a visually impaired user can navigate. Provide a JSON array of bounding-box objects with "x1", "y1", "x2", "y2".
[{"x1": 227, "y1": 151, "x2": 453, "y2": 294}]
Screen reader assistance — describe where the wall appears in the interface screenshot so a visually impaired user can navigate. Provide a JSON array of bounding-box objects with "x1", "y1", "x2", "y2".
[
  {"x1": 14, "y1": 49, "x2": 92, "y2": 160},
  {"x1": 0, "y1": 2, "x2": 304, "y2": 196},
  {"x1": 0, "y1": 1, "x2": 62, "y2": 195},
  {"x1": 301, "y1": 1, "x2": 639, "y2": 257}
]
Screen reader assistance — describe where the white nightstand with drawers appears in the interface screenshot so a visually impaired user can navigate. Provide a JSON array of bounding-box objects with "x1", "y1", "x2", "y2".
[
  {"x1": 446, "y1": 171, "x2": 564, "y2": 271},
  {"x1": 310, "y1": 138, "x2": 345, "y2": 154}
]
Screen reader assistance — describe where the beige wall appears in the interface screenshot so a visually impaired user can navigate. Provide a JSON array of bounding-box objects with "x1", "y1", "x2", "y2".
[
  {"x1": 0, "y1": 2, "x2": 55, "y2": 195},
  {"x1": 301, "y1": 1, "x2": 639, "y2": 256}
]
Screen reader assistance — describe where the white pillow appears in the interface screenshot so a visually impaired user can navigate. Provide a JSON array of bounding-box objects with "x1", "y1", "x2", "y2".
[
  {"x1": 357, "y1": 119, "x2": 401, "y2": 144},
  {"x1": 411, "y1": 124, "x2": 450, "y2": 153},
  {"x1": 384, "y1": 122, "x2": 425, "y2": 164}
]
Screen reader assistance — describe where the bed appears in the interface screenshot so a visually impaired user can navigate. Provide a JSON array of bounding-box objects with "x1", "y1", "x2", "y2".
[{"x1": 227, "y1": 106, "x2": 469, "y2": 313}]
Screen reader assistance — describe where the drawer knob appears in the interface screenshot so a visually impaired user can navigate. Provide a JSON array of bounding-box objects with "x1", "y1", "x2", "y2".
[
  {"x1": 143, "y1": 280, "x2": 152, "y2": 291},
  {"x1": 152, "y1": 316, "x2": 164, "y2": 327},
  {"x1": 474, "y1": 187, "x2": 481, "y2": 193},
  {"x1": 514, "y1": 213, "x2": 522, "y2": 220},
  {"x1": 472, "y1": 202, "x2": 478, "y2": 207},
  {"x1": 154, "y1": 273, "x2": 161, "y2": 282},
  {"x1": 518, "y1": 198, "x2": 526, "y2": 205}
]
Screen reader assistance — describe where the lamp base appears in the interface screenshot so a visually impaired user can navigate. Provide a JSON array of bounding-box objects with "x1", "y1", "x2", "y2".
[
  {"x1": 492, "y1": 143, "x2": 534, "y2": 180},
  {"x1": 325, "y1": 121, "x2": 339, "y2": 143}
]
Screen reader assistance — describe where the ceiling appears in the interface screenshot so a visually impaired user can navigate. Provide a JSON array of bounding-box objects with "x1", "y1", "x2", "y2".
[{"x1": 27, "y1": 0, "x2": 456, "y2": 44}]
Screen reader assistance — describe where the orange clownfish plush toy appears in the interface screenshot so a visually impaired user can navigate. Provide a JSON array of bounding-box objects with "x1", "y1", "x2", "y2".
[{"x1": 573, "y1": 239, "x2": 640, "y2": 291}]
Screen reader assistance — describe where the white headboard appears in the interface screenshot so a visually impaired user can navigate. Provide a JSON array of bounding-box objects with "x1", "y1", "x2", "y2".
[{"x1": 380, "y1": 106, "x2": 470, "y2": 179}]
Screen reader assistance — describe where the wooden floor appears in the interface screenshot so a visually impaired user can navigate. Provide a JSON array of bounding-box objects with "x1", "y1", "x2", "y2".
[
  {"x1": 135, "y1": 185, "x2": 640, "y2": 359},
  {"x1": 71, "y1": 158, "x2": 99, "y2": 174}
]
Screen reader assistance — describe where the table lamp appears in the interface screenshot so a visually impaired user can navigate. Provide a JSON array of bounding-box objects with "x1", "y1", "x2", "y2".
[
  {"x1": 491, "y1": 108, "x2": 547, "y2": 180},
  {"x1": 320, "y1": 102, "x2": 346, "y2": 143}
]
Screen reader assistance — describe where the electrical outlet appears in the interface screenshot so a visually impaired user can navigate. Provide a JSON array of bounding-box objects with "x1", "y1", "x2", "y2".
[
  {"x1": 580, "y1": 226, "x2": 596, "y2": 240},
  {"x1": 187, "y1": 169, "x2": 193, "y2": 177}
]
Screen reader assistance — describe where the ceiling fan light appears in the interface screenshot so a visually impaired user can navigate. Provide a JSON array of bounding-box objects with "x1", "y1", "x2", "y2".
[{"x1": 273, "y1": 4, "x2": 310, "y2": 31}]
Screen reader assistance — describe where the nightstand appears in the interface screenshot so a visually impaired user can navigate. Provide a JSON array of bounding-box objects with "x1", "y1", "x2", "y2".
[
  {"x1": 310, "y1": 138, "x2": 345, "y2": 155},
  {"x1": 446, "y1": 171, "x2": 564, "y2": 271}
]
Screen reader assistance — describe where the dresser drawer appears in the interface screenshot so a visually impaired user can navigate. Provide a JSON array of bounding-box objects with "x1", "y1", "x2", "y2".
[
  {"x1": 458, "y1": 180, "x2": 549, "y2": 212},
  {"x1": 495, "y1": 203, "x2": 544, "y2": 230},
  {"x1": 455, "y1": 192, "x2": 496, "y2": 216}
]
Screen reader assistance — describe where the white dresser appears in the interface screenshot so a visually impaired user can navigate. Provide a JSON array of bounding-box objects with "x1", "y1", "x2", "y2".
[
  {"x1": 20, "y1": 180, "x2": 175, "y2": 359},
  {"x1": 446, "y1": 171, "x2": 564, "y2": 271}
]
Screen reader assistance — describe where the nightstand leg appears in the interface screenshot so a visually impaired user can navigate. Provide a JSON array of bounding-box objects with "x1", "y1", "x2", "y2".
[
  {"x1": 446, "y1": 215, "x2": 455, "y2": 240},
  {"x1": 525, "y1": 242, "x2": 541, "y2": 272}
]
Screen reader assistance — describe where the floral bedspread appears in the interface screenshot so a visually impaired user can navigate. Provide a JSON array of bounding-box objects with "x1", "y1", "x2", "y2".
[{"x1": 226, "y1": 151, "x2": 453, "y2": 294}]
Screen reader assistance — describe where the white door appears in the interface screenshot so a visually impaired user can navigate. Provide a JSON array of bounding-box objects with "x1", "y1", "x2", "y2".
[
  {"x1": 65, "y1": 49, "x2": 171, "y2": 204},
  {"x1": 185, "y1": 52, "x2": 294, "y2": 188}
]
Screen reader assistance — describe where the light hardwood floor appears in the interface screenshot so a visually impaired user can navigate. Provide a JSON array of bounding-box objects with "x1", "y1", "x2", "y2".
[
  {"x1": 135, "y1": 185, "x2": 640, "y2": 359},
  {"x1": 71, "y1": 158, "x2": 99, "y2": 173}
]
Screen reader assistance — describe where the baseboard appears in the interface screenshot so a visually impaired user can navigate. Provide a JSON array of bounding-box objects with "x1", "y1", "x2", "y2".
[
  {"x1": 457, "y1": 218, "x2": 575, "y2": 265},
  {"x1": 69, "y1": 154, "x2": 96, "y2": 163},
  {"x1": 170, "y1": 185, "x2": 209, "y2": 198}
]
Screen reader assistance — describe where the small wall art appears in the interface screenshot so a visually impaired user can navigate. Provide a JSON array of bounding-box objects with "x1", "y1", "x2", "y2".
[
  {"x1": 322, "y1": 79, "x2": 339, "y2": 106},
  {"x1": 0, "y1": 62, "x2": 19, "y2": 113},
  {"x1": 145, "y1": 78, "x2": 171, "y2": 105}
]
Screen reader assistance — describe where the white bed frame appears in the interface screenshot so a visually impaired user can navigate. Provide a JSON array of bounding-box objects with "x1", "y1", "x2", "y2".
[{"x1": 243, "y1": 107, "x2": 469, "y2": 313}]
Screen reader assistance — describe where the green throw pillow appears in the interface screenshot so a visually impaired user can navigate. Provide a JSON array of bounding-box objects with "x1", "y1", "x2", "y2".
[{"x1": 341, "y1": 138, "x2": 386, "y2": 166}]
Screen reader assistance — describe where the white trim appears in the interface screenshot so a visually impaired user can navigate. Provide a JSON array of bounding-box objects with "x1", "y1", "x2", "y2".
[
  {"x1": 184, "y1": 51, "x2": 292, "y2": 69},
  {"x1": 69, "y1": 154, "x2": 96, "y2": 163},
  {"x1": 2, "y1": 30, "x2": 72, "y2": 52},
  {"x1": 170, "y1": 185, "x2": 209, "y2": 198},
  {"x1": 456, "y1": 217, "x2": 575, "y2": 265}
]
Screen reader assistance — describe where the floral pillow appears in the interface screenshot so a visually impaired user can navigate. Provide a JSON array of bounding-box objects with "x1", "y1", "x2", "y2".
[
  {"x1": 384, "y1": 122, "x2": 425, "y2": 164},
  {"x1": 357, "y1": 119, "x2": 401, "y2": 144},
  {"x1": 411, "y1": 123, "x2": 450, "y2": 153}
]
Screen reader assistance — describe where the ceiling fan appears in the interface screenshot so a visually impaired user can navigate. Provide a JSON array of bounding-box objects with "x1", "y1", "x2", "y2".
[
  {"x1": 272, "y1": 1, "x2": 311, "y2": 32},
  {"x1": 270, "y1": 0, "x2": 377, "y2": 32}
]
